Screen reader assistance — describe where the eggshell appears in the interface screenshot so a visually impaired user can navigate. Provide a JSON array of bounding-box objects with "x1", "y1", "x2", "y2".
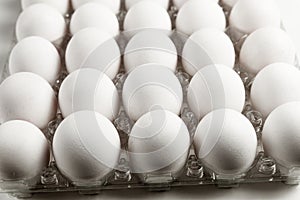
[
  {"x1": 176, "y1": 0, "x2": 226, "y2": 35},
  {"x1": 240, "y1": 28, "x2": 296, "y2": 75},
  {"x1": 65, "y1": 27, "x2": 121, "y2": 79},
  {"x1": 187, "y1": 64, "x2": 245, "y2": 120},
  {"x1": 122, "y1": 64, "x2": 183, "y2": 121},
  {"x1": 123, "y1": 1, "x2": 172, "y2": 33},
  {"x1": 0, "y1": 72, "x2": 57, "y2": 129},
  {"x1": 124, "y1": 30, "x2": 178, "y2": 73},
  {"x1": 251, "y1": 63, "x2": 300, "y2": 119},
  {"x1": 229, "y1": 0, "x2": 281, "y2": 40},
  {"x1": 52, "y1": 111, "x2": 121, "y2": 184},
  {"x1": 173, "y1": 0, "x2": 219, "y2": 9},
  {"x1": 16, "y1": 4, "x2": 66, "y2": 42},
  {"x1": 0, "y1": 120, "x2": 50, "y2": 180},
  {"x1": 70, "y1": 2, "x2": 119, "y2": 36},
  {"x1": 21, "y1": 0, "x2": 70, "y2": 14},
  {"x1": 71, "y1": 0, "x2": 121, "y2": 14},
  {"x1": 9, "y1": 36, "x2": 61, "y2": 85},
  {"x1": 194, "y1": 109, "x2": 257, "y2": 175},
  {"x1": 262, "y1": 102, "x2": 300, "y2": 168},
  {"x1": 128, "y1": 110, "x2": 190, "y2": 175},
  {"x1": 126, "y1": 0, "x2": 169, "y2": 10},
  {"x1": 182, "y1": 28, "x2": 235, "y2": 76},
  {"x1": 59, "y1": 68, "x2": 120, "y2": 121}
]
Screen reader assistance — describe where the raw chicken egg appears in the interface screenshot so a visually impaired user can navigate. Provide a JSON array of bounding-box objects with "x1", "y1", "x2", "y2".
[
  {"x1": 250, "y1": 63, "x2": 300, "y2": 118},
  {"x1": 122, "y1": 64, "x2": 183, "y2": 121},
  {"x1": 70, "y1": 2, "x2": 119, "y2": 36},
  {"x1": 16, "y1": 3, "x2": 66, "y2": 43},
  {"x1": 0, "y1": 72, "x2": 57, "y2": 129},
  {"x1": 194, "y1": 109, "x2": 257, "y2": 175},
  {"x1": 0, "y1": 120, "x2": 50, "y2": 181},
  {"x1": 59, "y1": 68, "x2": 120, "y2": 121},
  {"x1": 52, "y1": 111, "x2": 121, "y2": 185},
  {"x1": 176, "y1": 0, "x2": 226, "y2": 35}
]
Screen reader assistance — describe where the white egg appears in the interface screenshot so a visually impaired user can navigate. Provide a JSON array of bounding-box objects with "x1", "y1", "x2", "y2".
[
  {"x1": 122, "y1": 64, "x2": 183, "y2": 121},
  {"x1": 70, "y1": 2, "x2": 119, "y2": 36},
  {"x1": 52, "y1": 111, "x2": 121, "y2": 184},
  {"x1": 221, "y1": 0, "x2": 238, "y2": 9},
  {"x1": 251, "y1": 63, "x2": 300, "y2": 119},
  {"x1": 176, "y1": 0, "x2": 226, "y2": 36},
  {"x1": 71, "y1": 0, "x2": 121, "y2": 14},
  {"x1": 126, "y1": 0, "x2": 169, "y2": 10},
  {"x1": 128, "y1": 110, "x2": 190, "y2": 176},
  {"x1": 0, "y1": 72, "x2": 57, "y2": 129},
  {"x1": 21, "y1": 0, "x2": 70, "y2": 14},
  {"x1": 188, "y1": 64, "x2": 245, "y2": 121},
  {"x1": 9, "y1": 36, "x2": 61, "y2": 85},
  {"x1": 123, "y1": 1, "x2": 172, "y2": 33},
  {"x1": 263, "y1": 102, "x2": 300, "y2": 168},
  {"x1": 229, "y1": 0, "x2": 281, "y2": 40},
  {"x1": 240, "y1": 28, "x2": 296, "y2": 75},
  {"x1": 182, "y1": 28, "x2": 235, "y2": 76},
  {"x1": 0, "y1": 120, "x2": 50, "y2": 180},
  {"x1": 16, "y1": 4, "x2": 66, "y2": 43},
  {"x1": 173, "y1": 0, "x2": 219, "y2": 9},
  {"x1": 65, "y1": 27, "x2": 121, "y2": 79},
  {"x1": 194, "y1": 109, "x2": 257, "y2": 175},
  {"x1": 59, "y1": 69, "x2": 120, "y2": 121},
  {"x1": 124, "y1": 30, "x2": 178, "y2": 73}
]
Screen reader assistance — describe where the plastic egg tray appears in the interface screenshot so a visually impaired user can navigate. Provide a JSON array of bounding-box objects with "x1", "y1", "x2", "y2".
[{"x1": 1, "y1": 0, "x2": 300, "y2": 198}]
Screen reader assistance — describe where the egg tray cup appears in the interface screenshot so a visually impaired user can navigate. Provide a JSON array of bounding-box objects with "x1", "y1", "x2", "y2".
[{"x1": 1, "y1": 0, "x2": 300, "y2": 198}]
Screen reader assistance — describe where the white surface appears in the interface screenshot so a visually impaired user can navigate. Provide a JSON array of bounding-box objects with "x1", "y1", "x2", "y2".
[
  {"x1": 194, "y1": 109, "x2": 257, "y2": 175},
  {"x1": 128, "y1": 110, "x2": 190, "y2": 174},
  {"x1": 59, "y1": 68, "x2": 120, "y2": 120},
  {"x1": 69, "y1": 2, "x2": 119, "y2": 36},
  {"x1": 124, "y1": 30, "x2": 178, "y2": 73},
  {"x1": 123, "y1": 1, "x2": 172, "y2": 33},
  {"x1": 187, "y1": 64, "x2": 245, "y2": 120},
  {"x1": 52, "y1": 111, "x2": 121, "y2": 184},
  {"x1": 1, "y1": 0, "x2": 300, "y2": 199},
  {"x1": 9, "y1": 36, "x2": 61, "y2": 84}
]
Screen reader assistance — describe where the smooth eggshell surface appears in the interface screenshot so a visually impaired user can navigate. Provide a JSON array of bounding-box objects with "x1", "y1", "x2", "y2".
[
  {"x1": 126, "y1": 0, "x2": 169, "y2": 10},
  {"x1": 187, "y1": 64, "x2": 245, "y2": 121},
  {"x1": 21, "y1": 0, "x2": 70, "y2": 14},
  {"x1": 176, "y1": 0, "x2": 226, "y2": 35},
  {"x1": 182, "y1": 28, "x2": 235, "y2": 76},
  {"x1": 124, "y1": 1, "x2": 172, "y2": 33},
  {"x1": 122, "y1": 64, "x2": 183, "y2": 121},
  {"x1": 194, "y1": 109, "x2": 257, "y2": 175},
  {"x1": 52, "y1": 111, "x2": 121, "y2": 184},
  {"x1": 173, "y1": 0, "x2": 219, "y2": 9},
  {"x1": 251, "y1": 63, "x2": 300, "y2": 119},
  {"x1": 240, "y1": 27, "x2": 296, "y2": 75},
  {"x1": 0, "y1": 120, "x2": 50, "y2": 180},
  {"x1": 71, "y1": 0, "x2": 121, "y2": 14},
  {"x1": 229, "y1": 0, "x2": 281, "y2": 38},
  {"x1": 128, "y1": 110, "x2": 190, "y2": 175},
  {"x1": 59, "y1": 68, "x2": 120, "y2": 121},
  {"x1": 70, "y1": 3, "x2": 119, "y2": 36},
  {"x1": 263, "y1": 102, "x2": 300, "y2": 168},
  {"x1": 124, "y1": 30, "x2": 178, "y2": 73},
  {"x1": 0, "y1": 72, "x2": 57, "y2": 129},
  {"x1": 65, "y1": 27, "x2": 121, "y2": 79},
  {"x1": 9, "y1": 36, "x2": 61, "y2": 85},
  {"x1": 16, "y1": 4, "x2": 66, "y2": 42}
]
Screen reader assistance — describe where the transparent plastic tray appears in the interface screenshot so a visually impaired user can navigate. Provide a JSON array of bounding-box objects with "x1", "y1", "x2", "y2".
[{"x1": 1, "y1": 0, "x2": 300, "y2": 198}]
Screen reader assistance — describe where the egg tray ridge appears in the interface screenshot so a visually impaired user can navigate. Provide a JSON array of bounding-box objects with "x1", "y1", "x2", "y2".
[{"x1": 1, "y1": 0, "x2": 300, "y2": 198}]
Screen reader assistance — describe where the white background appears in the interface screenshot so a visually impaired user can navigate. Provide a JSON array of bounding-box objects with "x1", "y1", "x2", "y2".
[{"x1": 1, "y1": 0, "x2": 300, "y2": 199}]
